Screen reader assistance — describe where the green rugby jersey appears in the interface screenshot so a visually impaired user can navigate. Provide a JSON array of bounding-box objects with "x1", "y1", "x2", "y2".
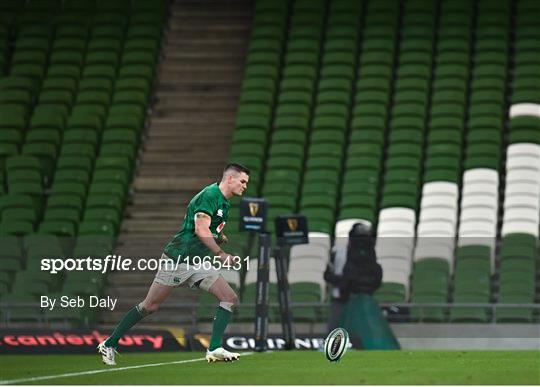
[{"x1": 163, "y1": 183, "x2": 230, "y2": 260}]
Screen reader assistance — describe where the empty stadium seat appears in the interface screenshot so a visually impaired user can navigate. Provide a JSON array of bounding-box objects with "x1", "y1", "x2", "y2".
[{"x1": 0, "y1": 0, "x2": 167, "y2": 325}]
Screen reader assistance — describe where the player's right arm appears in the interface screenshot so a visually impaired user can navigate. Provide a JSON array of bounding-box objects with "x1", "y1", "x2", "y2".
[{"x1": 194, "y1": 212, "x2": 232, "y2": 263}]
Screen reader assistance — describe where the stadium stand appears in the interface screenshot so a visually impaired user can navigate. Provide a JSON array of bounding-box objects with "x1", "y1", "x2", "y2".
[
  {"x1": 0, "y1": 0, "x2": 167, "y2": 325},
  {"x1": 231, "y1": 0, "x2": 539, "y2": 324},
  {"x1": 0, "y1": 0, "x2": 538, "y2": 328}
]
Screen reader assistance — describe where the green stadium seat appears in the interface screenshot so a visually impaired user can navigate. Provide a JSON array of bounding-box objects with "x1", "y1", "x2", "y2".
[
  {"x1": 0, "y1": 129, "x2": 23, "y2": 147},
  {"x1": 44, "y1": 301, "x2": 87, "y2": 326},
  {"x1": 410, "y1": 293, "x2": 447, "y2": 322},
  {"x1": 0, "y1": 221, "x2": 35, "y2": 236},
  {"x1": 2, "y1": 208, "x2": 38, "y2": 225},
  {"x1": 374, "y1": 283, "x2": 407, "y2": 303},
  {"x1": 464, "y1": 156, "x2": 499, "y2": 170},
  {"x1": 47, "y1": 194, "x2": 84, "y2": 214},
  {"x1": 92, "y1": 170, "x2": 129, "y2": 188},
  {"x1": 38, "y1": 220, "x2": 76, "y2": 237},
  {"x1": 0, "y1": 292, "x2": 41, "y2": 322},
  {"x1": 43, "y1": 206, "x2": 81, "y2": 224},
  {"x1": 88, "y1": 181, "x2": 125, "y2": 199},
  {"x1": 21, "y1": 143, "x2": 57, "y2": 179},
  {"x1": 63, "y1": 279, "x2": 102, "y2": 298},
  {"x1": 449, "y1": 292, "x2": 490, "y2": 323},
  {"x1": 78, "y1": 219, "x2": 116, "y2": 237},
  {"x1": 84, "y1": 208, "x2": 122, "y2": 231},
  {"x1": 496, "y1": 294, "x2": 535, "y2": 323}
]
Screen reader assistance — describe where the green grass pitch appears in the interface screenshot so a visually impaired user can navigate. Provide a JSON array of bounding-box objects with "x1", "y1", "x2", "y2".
[{"x1": 1, "y1": 350, "x2": 539, "y2": 385}]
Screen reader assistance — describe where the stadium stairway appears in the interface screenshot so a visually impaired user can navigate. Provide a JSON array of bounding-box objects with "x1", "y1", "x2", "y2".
[{"x1": 101, "y1": 0, "x2": 252, "y2": 326}]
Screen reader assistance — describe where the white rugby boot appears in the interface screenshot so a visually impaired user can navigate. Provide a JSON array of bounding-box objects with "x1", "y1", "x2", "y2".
[
  {"x1": 97, "y1": 341, "x2": 118, "y2": 366},
  {"x1": 206, "y1": 347, "x2": 240, "y2": 362}
]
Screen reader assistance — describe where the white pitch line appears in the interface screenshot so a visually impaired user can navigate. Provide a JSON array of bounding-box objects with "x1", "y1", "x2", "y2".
[{"x1": 0, "y1": 352, "x2": 254, "y2": 385}]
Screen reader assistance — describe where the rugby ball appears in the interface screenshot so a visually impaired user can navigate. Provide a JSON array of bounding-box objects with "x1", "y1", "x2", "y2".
[{"x1": 324, "y1": 327, "x2": 349, "y2": 362}]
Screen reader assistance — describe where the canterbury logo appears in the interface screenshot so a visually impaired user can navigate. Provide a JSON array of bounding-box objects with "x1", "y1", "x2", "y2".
[
  {"x1": 249, "y1": 202, "x2": 259, "y2": 216},
  {"x1": 287, "y1": 218, "x2": 298, "y2": 231}
]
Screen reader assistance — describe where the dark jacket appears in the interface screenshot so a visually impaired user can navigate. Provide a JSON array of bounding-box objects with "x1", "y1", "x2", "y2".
[{"x1": 324, "y1": 234, "x2": 382, "y2": 301}]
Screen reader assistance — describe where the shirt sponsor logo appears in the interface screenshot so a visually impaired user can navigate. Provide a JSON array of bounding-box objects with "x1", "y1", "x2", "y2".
[{"x1": 216, "y1": 222, "x2": 226, "y2": 233}]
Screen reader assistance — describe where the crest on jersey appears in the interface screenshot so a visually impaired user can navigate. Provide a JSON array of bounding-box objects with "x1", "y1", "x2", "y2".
[{"x1": 217, "y1": 209, "x2": 223, "y2": 217}]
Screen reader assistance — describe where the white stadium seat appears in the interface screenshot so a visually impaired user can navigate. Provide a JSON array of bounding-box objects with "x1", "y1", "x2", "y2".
[
  {"x1": 289, "y1": 257, "x2": 327, "y2": 273},
  {"x1": 307, "y1": 232, "x2": 331, "y2": 251},
  {"x1": 420, "y1": 195, "x2": 458, "y2": 210},
  {"x1": 503, "y1": 208, "x2": 539, "y2": 224},
  {"x1": 417, "y1": 180, "x2": 459, "y2": 264},
  {"x1": 417, "y1": 220, "x2": 455, "y2": 237},
  {"x1": 460, "y1": 208, "x2": 498, "y2": 224},
  {"x1": 378, "y1": 207, "x2": 416, "y2": 223},
  {"x1": 375, "y1": 209, "x2": 417, "y2": 276},
  {"x1": 414, "y1": 240, "x2": 454, "y2": 262},
  {"x1": 463, "y1": 168, "x2": 499, "y2": 186},
  {"x1": 379, "y1": 257, "x2": 411, "y2": 276},
  {"x1": 462, "y1": 184, "x2": 498, "y2": 197},
  {"x1": 506, "y1": 156, "x2": 540, "y2": 173},
  {"x1": 461, "y1": 195, "x2": 498, "y2": 211},
  {"x1": 509, "y1": 103, "x2": 540, "y2": 118},
  {"x1": 377, "y1": 221, "x2": 415, "y2": 237},
  {"x1": 501, "y1": 132, "x2": 540, "y2": 239},
  {"x1": 245, "y1": 258, "x2": 277, "y2": 284},
  {"x1": 379, "y1": 256, "x2": 411, "y2": 274},
  {"x1": 458, "y1": 220, "x2": 496, "y2": 237},
  {"x1": 505, "y1": 182, "x2": 540, "y2": 198},
  {"x1": 506, "y1": 169, "x2": 540, "y2": 184},
  {"x1": 507, "y1": 143, "x2": 540, "y2": 159},
  {"x1": 502, "y1": 220, "x2": 539, "y2": 237},
  {"x1": 375, "y1": 237, "x2": 415, "y2": 255},
  {"x1": 419, "y1": 208, "x2": 457, "y2": 225},
  {"x1": 375, "y1": 243, "x2": 412, "y2": 261},
  {"x1": 290, "y1": 244, "x2": 328, "y2": 261},
  {"x1": 334, "y1": 219, "x2": 371, "y2": 238},
  {"x1": 458, "y1": 167, "x2": 500, "y2": 264},
  {"x1": 381, "y1": 267, "x2": 410, "y2": 287},
  {"x1": 415, "y1": 236, "x2": 455, "y2": 250},
  {"x1": 422, "y1": 182, "x2": 459, "y2": 198},
  {"x1": 504, "y1": 194, "x2": 539, "y2": 211}
]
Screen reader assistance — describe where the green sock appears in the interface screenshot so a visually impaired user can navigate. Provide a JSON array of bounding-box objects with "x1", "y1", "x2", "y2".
[
  {"x1": 105, "y1": 305, "x2": 146, "y2": 348},
  {"x1": 208, "y1": 306, "x2": 232, "y2": 351}
]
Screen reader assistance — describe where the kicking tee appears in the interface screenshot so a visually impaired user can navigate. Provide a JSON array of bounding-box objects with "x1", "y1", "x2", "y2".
[{"x1": 163, "y1": 183, "x2": 230, "y2": 261}]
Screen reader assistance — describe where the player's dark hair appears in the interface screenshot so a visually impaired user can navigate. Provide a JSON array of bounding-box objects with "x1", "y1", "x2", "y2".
[{"x1": 224, "y1": 163, "x2": 250, "y2": 176}]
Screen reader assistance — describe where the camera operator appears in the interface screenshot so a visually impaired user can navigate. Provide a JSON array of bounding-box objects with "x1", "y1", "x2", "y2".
[{"x1": 324, "y1": 222, "x2": 382, "y2": 332}]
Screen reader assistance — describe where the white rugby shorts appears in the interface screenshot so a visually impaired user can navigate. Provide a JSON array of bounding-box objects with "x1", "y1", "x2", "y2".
[{"x1": 153, "y1": 253, "x2": 220, "y2": 291}]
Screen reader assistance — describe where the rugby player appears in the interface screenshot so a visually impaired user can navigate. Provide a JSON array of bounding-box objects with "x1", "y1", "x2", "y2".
[{"x1": 98, "y1": 163, "x2": 250, "y2": 364}]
